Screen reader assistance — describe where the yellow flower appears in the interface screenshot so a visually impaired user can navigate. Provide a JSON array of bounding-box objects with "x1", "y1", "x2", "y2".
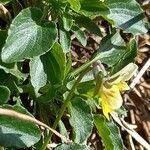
[{"x1": 100, "y1": 63, "x2": 138, "y2": 120}]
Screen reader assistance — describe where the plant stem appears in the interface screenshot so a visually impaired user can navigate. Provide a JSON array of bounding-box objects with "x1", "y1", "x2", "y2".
[
  {"x1": 71, "y1": 53, "x2": 104, "y2": 77},
  {"x1": 40, "y1": 5, "x2": 50, "y2": 23},
  {"x1": 40, "y1": 68, "x2": 90, "y2": 150}
]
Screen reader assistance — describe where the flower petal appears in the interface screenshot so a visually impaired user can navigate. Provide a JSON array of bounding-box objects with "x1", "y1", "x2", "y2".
[
  {"x1": 116, "y1": 81, "x2": 129, "y2": 91},
  {"x1": 101, "y1": 98, "x2": 113, "y2": 120},
  {"x1": 107, "y1": 63, "x2": 138, "y2": 84},
  {"x1": 101, "y1": 85, "x2": 123, "y2": 110}
]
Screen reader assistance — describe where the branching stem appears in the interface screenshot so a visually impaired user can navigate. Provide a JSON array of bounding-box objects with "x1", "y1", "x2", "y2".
[{"x1": 40, "y1": 68, "x2": 90, "y2": 150}]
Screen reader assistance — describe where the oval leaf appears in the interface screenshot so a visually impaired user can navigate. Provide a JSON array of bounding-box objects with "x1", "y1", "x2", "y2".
[
  {"x1": 0, "y1": 105, "x2": 41, "y2": 148},
  {"x1": 30, "y1": 56, "x2": 47, "y2": 96},
  {"x1": 71, "y1": 25, "x2": 87, "y2": 47},
  {"x1": 80, "y1": 0, "x2": 109, "y2": 17},
  {"x1": 74, "y1": 15, "x2": 102, "y2": 36},
  {"x1": 69, "y1": 97, "x2": 93, "y2": 143},
  {"x1": 40, "y1": 43, "x2": 66, "y2": 85},
  {"x1": 59, "y1": 28, "x2": 71, "y2": 53},
  {"x1": 105, "y1": 0, "x2": 148, "y2": 34},
  {"x1": 67, "y1": 0, "x2": 81, "y2": 12},
  {"x1": 110, "y1": 40, "x2": 137, "y2": 74},
  {"x1": 30, "y1": 43, "x2": 66, "y2": 96},
  {"x1": 94, "y1": 115, "x2": 123, "y2": 150},
  {"x1": 62, "y1": 13, "x2": 73, "y2": 31},
  {"x1": 99, "y1": 32, "x2": 126, "y2": 66},
  {"x1": 1, "y1": 7, "x2": 57, "y2": 63},
  {"x1": 0, "y1": 86, "x2": 10, "y2": 105}
]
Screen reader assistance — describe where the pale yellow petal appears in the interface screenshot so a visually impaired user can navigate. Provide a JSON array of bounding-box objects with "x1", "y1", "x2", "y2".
[
  {"x1": 101, "y1": 98, "x2": 112, "y2": 120},
  {"x1": 116, "y1": 81, "x2": 129, "y2": 91},
  {"x1": 101, "y1": 85, "x2": 123, "y2": 110},
  {"x1": 107, "y1": 63, "x2": 138, "y2": 84}
]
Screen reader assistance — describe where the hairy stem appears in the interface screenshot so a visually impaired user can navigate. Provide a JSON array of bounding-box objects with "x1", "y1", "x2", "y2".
[
  {"x1": 40, "y1": 68, "x2": 90, "y2": 150},
  {"x1": 71, "y1": 53, "x2": 103, "y2": 77}
]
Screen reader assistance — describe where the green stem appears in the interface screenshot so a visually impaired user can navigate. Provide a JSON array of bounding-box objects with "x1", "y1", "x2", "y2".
[
  {"x1": 40, "y1": 5, "x2": 50, "y2": 23},
  {"x1": 71, "y1": 53, "x2": 103, "y2": 77},
  {"x1": 40, "y1": 68, "x2": 90, "y2": 150}
]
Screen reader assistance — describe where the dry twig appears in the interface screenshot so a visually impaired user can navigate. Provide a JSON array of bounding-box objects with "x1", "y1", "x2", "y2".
[
  {"x1": 130, "y1": 58, "x2": 150, "y2": 89},
  {"x1": 0, "y1": 108, "x2": 71, "y2": 144},
  {"x1": 111, "y1": 112, "x2": 150, "y2": 150}
]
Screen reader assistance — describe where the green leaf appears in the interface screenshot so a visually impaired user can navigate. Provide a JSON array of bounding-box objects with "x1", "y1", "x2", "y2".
[
  {"x1": 81, "y1": 70, "x2": 94, "y2": 82},
  {"x1": 116, "y1": 106, "x2": 127, "y2": 117},
  {"x1": 99, "y1": 32, "x2": 126, "y2": 66},
  {"x1": 30, "y1": 43, "x2": 66, "y2": 96},
  {"x1": 105, "y1": 0, "x2": 148, "y2": 34},
  {"x1": 0, "y1": 105, "x2": 41, "y2": 148},
  {"x1": 110, "y1": 40, "x2": 137, "y2": 74},
  {"x1": 74, "y1": 15, "x2": 102, "y2": 36},
  {"x1": 0, "y1": 63, "x2": 27, "y2": 80},
  {"x1": 65, "y1": 53, "x2": 72, "y2": 76},
  {"x1": 1, "y1": 7, "x2": 57, "y2": 63},
  {"x1": 69, "y1": 97, "x2": 93, "y2": 143},
  {"x1": 0, "y1": 69, "x2": 23, "y2": 94},
  {"x1": 80, "y1": 0, "x2": 109, "y2": 17},
  {"x1": 41, "y1": 43, "x2": 66, "y2": 85},
  {"x1": 0, "y1": 86, "x2": 10, "y2": 105},
  {"x1": 106, "y1": 120, "x2": 124, "y2": 150},
  {"x1": 55, "y1": 143, "x2": 90, "y2": 150},
  {"x1": 59, "y1": 28, "x2": 71, "y2": 53},
  {"x1": 36, "y1": 83, "x2": 56, "y2": 103},
  {"x1": 58, "y1": 120, "x2": 69, "y2": 142},
  {"x1": 94, "y1": 115, "x2": 123, "y2": 150},
  {"x1": 62, "y1": 13, "x2": 73, "y2": 31},
  {"x1": 0, "y1": 0, "x2": 12, "y2": 5},
  {"x1": 67, "y1": 0, "x2": 81, "y2": 12},
  {"x1": 77, "y1": 80, "x2": 95, "y2": 98},
  {"x1": 30, "y1": 56, "x2": 47, "y2": 96},
  {"x1": 71, "y1": 25, "x2": 87, "y2": 46}
]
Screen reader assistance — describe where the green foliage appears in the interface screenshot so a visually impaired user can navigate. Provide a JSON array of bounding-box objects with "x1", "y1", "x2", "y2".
[
  {"x1": 68, "y1": 0, "x2": 81, "y2": 12},
  {"x1": 58, "y1": 120, "x2": 69, "y2": 142},
  {"x1": 110, "y1": 39, "x2": 137, "y2": 74},
  {"x1": 0, "y1": 0, "x2": 12, "y2": 5},
  {"x1": 69, "y1": 97, "x2": 93, "y2": 143},
  {"x1": 94, "y1": 115, "x2": 123, "y2": 150},
  {"x1": 59, "y1": 27, "x2": 71, "y2": 53},
  {"x1": 0, "y1": 0, "x2": 148, "y2": 149},
  {"x1": 105, "y1": 0, "x2": 148, "y2": 34},
  {"x1": 0, "y1": 105, "x2": 41, "y2": 148},
  {"x1": 71, "y1": 25, "x2": 87, "y2": 46},
  {"x1": 79, "y1": 0, "x2": 109, "y2": 17},
  {"x1": 99, "y1": 32, "x2": 126, "y2": 66},
  {"x1": 62, "y1": 13, "x2": 73, "y2": 31},
  {"x1": 0, "y1": 86, "x2": 10, "y2": 105},
  {"x1": 74, "y1": 15, "x2": 102, "y2": 36},
  {"x1": 1, "y1": 8, "x2": 57, "y2": 63},
  {"x1": 30, "y1": 43, "x2": 66, "y2": 97},
  {"x1": 56, "y1": 143, "x2": 90, "y2": 150}
]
